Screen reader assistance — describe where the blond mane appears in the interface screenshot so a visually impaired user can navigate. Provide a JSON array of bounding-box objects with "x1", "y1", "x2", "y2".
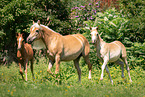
[{"x1": 30, "y1": 23, "x2": 60, "y2": 35}]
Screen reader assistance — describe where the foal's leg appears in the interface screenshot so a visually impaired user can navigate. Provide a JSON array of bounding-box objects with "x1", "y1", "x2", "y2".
[
  {"x1": 115, "y1": 59, "x2": 125, "y2": 79},
  {"x1": 83, "y1": 55, "x2": 92, "y2": 79},
  {"x1": 19, "y1": 62, "x2": 24, "y2": 80},
  {"x1": 100, "y1": 57, "x2": 108, "y2": 81},
  {"x1": 24, "y1": 59, "x2": 28, "y2": 81},
  {"x1": 105, "y1": 65, "x2": 113, "y2": 84},
  {"x1": 73, "y1": 57, "x2": 81, "y2": 82},
  {"x1": 122, "y1": 57, "x2": 132, "y2": 82},
  {"x1": 30, "y1": 59, "x2": 35, "y2": 80}
]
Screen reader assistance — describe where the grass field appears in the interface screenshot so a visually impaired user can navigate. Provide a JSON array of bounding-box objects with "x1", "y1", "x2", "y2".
[{"x1": 0, "y1": 57, "x2": 145, "y2": 97}]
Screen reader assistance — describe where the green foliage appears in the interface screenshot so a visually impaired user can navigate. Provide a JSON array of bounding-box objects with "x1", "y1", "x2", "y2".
[
  {"x1": 119, "y1": 0, "x2": 145, "y2": 43},
  {"x1": 0, "y1": 59, "x2": 145, "y2": 96},
  {"x1": 84, "y1": 8, "x2": 130, "y2": 42},
  {"x1": 128, "y1": 42, "x2": 145, "y2": 69}
]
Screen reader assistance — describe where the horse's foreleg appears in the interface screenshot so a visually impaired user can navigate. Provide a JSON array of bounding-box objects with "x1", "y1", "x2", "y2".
[
  {"x1": 73, "y1": 58, "x2": 81, "y2": 82},
  {"x1": 47, "y1": 60, "x2": 54, "y2": 75},
  {"x1": 24, "y1": 59, "x2": 28, "y2": 81},
  {"x1": 55, "y1": 54, "x2": 60, "y2": 74},
  {"x1": 19, "y1": 62, "x2": 24, "y2": 80},
  {"x1": 100, "y1": 58, "x2": 108, "y2": 81},
  {"x1": 105, "y1": 65, "x2": 113, "y2": 84}
]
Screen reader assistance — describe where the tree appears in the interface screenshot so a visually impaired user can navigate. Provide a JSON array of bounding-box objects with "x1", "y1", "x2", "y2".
[{"x1": 0, "y1": 0, "x2": 71, "y2": 63}]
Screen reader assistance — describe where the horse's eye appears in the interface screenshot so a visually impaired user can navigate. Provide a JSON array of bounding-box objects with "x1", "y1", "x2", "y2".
[{"x1": 36, "y1": 30, "x2": 39, "y2": 33}]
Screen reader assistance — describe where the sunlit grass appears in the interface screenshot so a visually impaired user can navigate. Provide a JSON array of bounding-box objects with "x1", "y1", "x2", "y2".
[{"x1": 0, "y1": 57, "x2": 145, "y2": 97}]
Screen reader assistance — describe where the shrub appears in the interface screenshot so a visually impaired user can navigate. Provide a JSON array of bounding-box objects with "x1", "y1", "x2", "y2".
[{"x1": 83, "y1": 8, "x2": 130, "y2": 43}]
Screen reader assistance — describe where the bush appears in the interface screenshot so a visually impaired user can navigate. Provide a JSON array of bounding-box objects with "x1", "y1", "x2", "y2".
[
  {"x1": 83, "y1": 8, "x2": 130, "y2": 43},
  {"x1": 119, "y1": 0, "x2": 145, "y2": 43}
]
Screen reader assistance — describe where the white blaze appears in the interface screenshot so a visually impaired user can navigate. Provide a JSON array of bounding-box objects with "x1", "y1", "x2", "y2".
[
  {"x1": 18, "y1": 37, "x2": 22, "y2": 48},
  {"x1": 91, "y1": 31, "x2": 97, "y2": 42}
]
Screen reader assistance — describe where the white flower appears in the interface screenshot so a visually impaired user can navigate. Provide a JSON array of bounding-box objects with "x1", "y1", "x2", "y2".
[
  {"x1": 104, "y1": 17, "x2": 108, "y2": 21},
  {"x1": 109, "y1": 14, "x2": 113, "y2": 17}
]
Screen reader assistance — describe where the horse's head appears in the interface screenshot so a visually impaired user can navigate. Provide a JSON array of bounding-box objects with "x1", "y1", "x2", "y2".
[
  {"x1": 16, "y1": 33, "x2": 24, "y2": 50},
  {"x1": 27, "y1": 20, "x2": 43, "y2": 44},
  {"x1": 90, "y1": 27, "x2": 99, "y2": 43}
]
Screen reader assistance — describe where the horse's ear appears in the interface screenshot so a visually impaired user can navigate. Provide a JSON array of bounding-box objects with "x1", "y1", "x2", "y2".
[
  {"x1": 90, "y1": 26, "x2": 92, "y2": 30},
  {"x1": 96, "y1": 26, "x2": 98, "y2": 30},
  {"x1": 33, "y1": 21, "x2": 35, "y2": 24},
  {"x1": 16, "y1": 32, "x2": 19, "y2": 37},
  {"x1": 37, "y1": 20, "x2": 40, "y2": 25},
  {"x1": 21, "y1": 33, "x2": 25, "y2": 37}
]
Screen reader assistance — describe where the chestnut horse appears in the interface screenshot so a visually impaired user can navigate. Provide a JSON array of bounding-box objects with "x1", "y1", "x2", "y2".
[
  {"x1": 16, "y1": 33, "x2": 34, "y2": 81},
  {"x1": 27, "y1": 20, "x2": 92, "y2": 81},
  {"x1": 90, "y1": 27, "x2": 132, "y2": 84}
]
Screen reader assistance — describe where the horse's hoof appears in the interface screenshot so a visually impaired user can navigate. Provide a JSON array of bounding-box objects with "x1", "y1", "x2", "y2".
[
  {"x1": 111, "y1": 80, "x2": 113, "y2": 85},
  {"x1": 100, "y1": 78, "x2": 103, "y2": 80},
  {"x1": 88, "y1": 76, "x2": 92, "y2": 80},
  {"x1": 123, "y1": 78, "x2": 127, "y2": 83}
]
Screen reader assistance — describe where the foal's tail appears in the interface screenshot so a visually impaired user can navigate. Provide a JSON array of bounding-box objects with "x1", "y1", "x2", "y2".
[{"x1": 115, "y1": 41, "x2": 127, "y2": 58}]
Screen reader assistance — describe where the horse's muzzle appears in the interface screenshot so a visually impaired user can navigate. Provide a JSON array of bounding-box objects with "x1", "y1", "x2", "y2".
[
  {"x1": 27, "y1": 36, "x2": 36, "y2": 44},
  {"x1": 92, "y1": 40, "x2": 96, "y2": 44},
  {"x1": 27, "y1": 37, "x2": 32, "y2": 44}
]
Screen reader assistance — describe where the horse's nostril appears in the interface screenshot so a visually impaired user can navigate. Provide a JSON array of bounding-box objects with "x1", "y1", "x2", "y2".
[
  {"x1": 28, "y1": 40, "x2": 32, "y2": 44},
  {"x1": 27, "y1": 38, "x2": 31, "y2": 43}
]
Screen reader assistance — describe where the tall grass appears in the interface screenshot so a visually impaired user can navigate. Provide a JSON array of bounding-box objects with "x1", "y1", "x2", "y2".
[{"x1": 0, "y1": 57, "x2": 145, "y2": 97}]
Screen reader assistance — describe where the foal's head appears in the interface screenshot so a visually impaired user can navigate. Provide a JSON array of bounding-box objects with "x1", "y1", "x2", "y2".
[
  {"x1": 90, "y1": 27, "x2": 99, "y2": 43},
  {"x1": 16, "y1": 33, "x2": 24, "y2": 50},
  {"x1": 27, "y1": 20, "x2": 43, "y2": 44}
]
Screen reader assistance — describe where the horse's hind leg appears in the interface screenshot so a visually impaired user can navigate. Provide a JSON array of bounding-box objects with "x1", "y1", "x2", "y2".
[
  {"x1": 30, "y1": 58, "x2": 35, "y2": 80},
  {"x1": 115, "y1": 59, "x2": 125, "y2": 80},
  {"x1": 82, "y1": 54, "x2": 92, "y2": 79},
  {"x1": 73, "y1": 57, "x2": 81, "y2": 82},
  {"x1": 122, "y1": 57, "x2": 132, "y2": 82}
]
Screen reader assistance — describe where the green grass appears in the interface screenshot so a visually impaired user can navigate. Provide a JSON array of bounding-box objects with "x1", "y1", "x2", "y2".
[{"x1": 0, "y1": 57, "x2": 145, "y2": 97}]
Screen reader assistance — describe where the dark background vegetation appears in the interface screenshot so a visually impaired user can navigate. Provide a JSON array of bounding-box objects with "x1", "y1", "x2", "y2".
[{"x1": 0, "y1": 0, "x2": 144, "y2": 69}]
